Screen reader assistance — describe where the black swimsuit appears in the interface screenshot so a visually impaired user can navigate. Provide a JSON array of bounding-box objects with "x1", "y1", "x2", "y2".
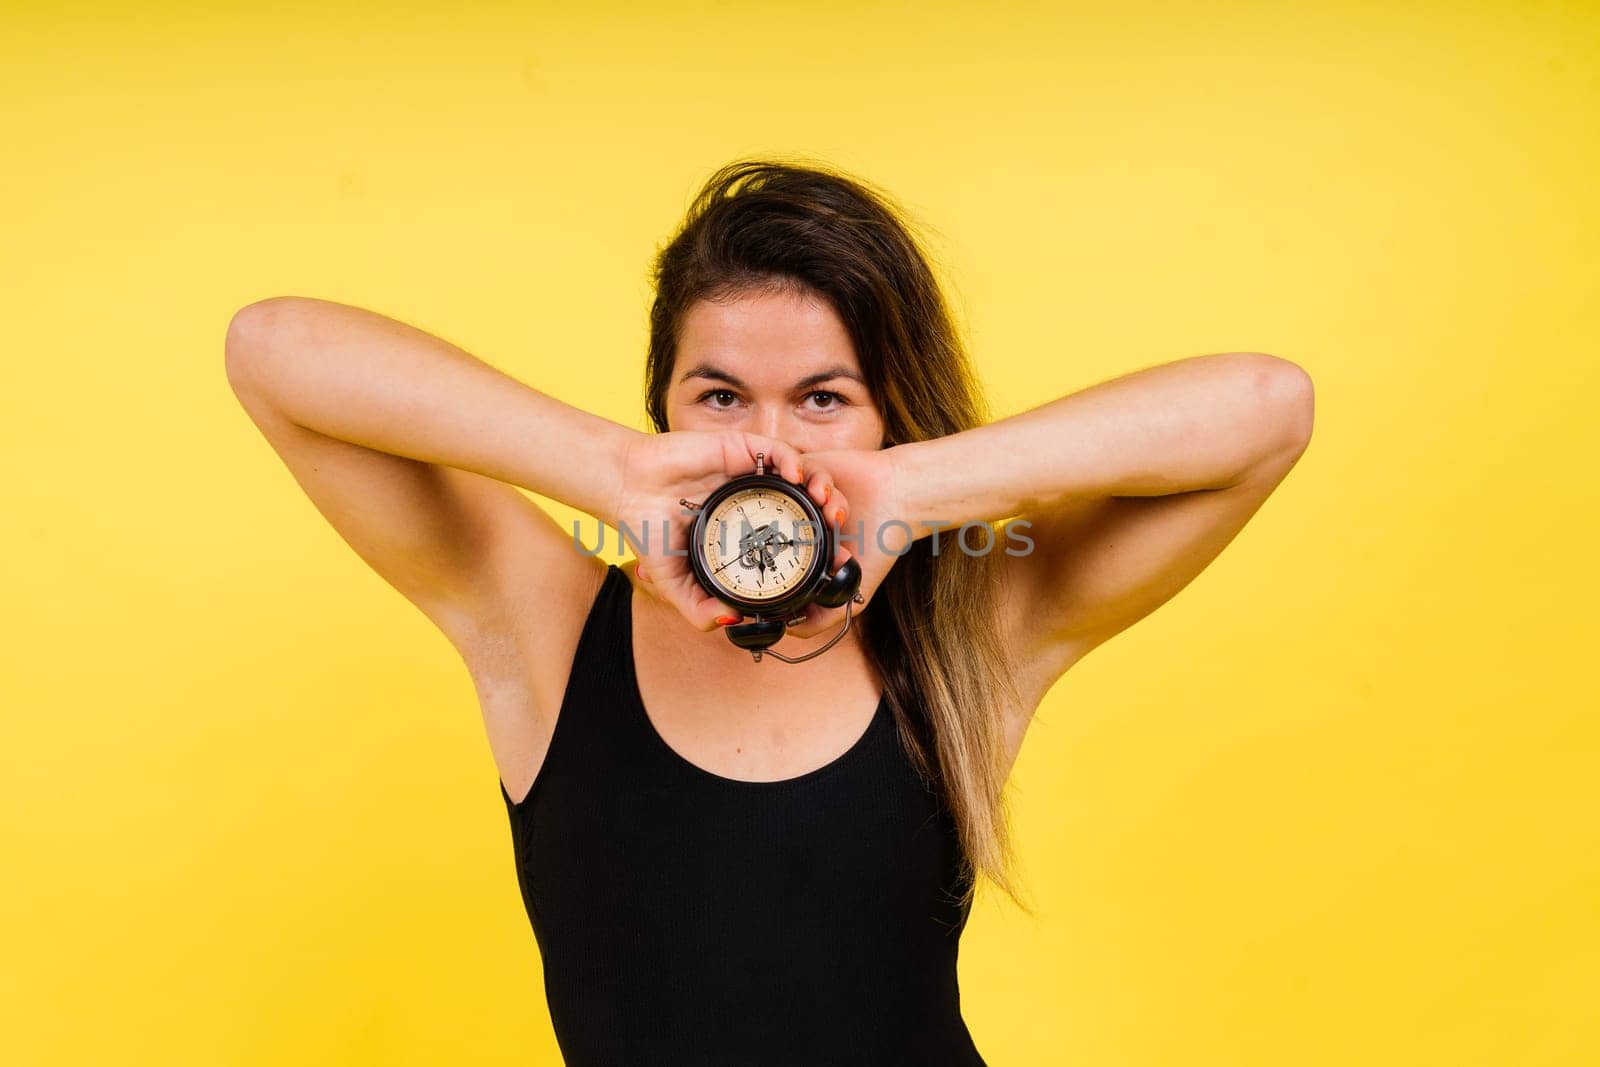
[{"x1": 500, "y1": 564, "x2": 986, "y2": 1065}]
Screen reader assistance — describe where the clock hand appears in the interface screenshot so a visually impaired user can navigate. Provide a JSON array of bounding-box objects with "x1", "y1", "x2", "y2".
[
  {"x1": 709, "y1": 536, "x2": 774, "y2": 579},
  {"x1": 738, "y1": 525, "x2": 780, "y2": 560},
  {"x1": 707, "y1": 521, "x2": 797, "y2": 580}
]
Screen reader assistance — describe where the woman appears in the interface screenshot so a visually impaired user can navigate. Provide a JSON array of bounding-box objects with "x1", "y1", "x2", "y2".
[{"x1": 225, "y1": 159, "x2": 1314, "y2": 1065}]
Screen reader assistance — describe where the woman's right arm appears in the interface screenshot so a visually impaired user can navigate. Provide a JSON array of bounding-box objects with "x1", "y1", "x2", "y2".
[{"x1": 222, "y1": 295, "x2": 628, "y2": 665}]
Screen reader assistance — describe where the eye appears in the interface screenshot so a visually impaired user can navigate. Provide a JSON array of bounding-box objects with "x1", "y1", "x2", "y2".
[
  {"x1": 696, "y1": 389, "x2": 742, "y2": 410},
  {"x1": 803, "y1": 390, "x2": 846, "y2": 411}
]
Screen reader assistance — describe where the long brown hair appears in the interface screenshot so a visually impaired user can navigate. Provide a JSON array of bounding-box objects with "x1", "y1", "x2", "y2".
[{"x1": 643, "y1": 157, "x2": 1027, "y2": 908}]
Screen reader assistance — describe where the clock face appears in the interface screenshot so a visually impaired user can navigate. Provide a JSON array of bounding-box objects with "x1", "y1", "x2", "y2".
[{"x1": 699, "y1": 485, "x2": 820, "y2": 602}]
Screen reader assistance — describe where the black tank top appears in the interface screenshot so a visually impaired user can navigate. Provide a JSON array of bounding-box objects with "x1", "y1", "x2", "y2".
[{"x1": 499, "y1": 564, "x2": 986, "y2": 1066}]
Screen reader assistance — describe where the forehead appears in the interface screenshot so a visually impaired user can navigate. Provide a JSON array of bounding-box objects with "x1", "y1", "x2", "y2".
[{"x1": 675, "y1": 288, "x2": 860, "y2": 380}]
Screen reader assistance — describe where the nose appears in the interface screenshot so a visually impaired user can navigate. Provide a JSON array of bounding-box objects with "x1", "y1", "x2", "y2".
[
  {"x1": 750, "y1": 404, "x2": 782, "y2": 441},
  {"x1": 748, "y1": 406, "x2": 814, "y2": 453}
]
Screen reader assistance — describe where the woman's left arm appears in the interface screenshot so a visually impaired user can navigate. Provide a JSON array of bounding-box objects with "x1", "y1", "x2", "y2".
[{"x1": 890, "y1": 351, "x2": 1315, "y2": 705}]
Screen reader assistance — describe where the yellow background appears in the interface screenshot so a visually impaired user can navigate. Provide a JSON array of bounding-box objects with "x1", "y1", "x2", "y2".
[{"x1": 4, "y1": 1, "x2": 1596, "y2": 1063}]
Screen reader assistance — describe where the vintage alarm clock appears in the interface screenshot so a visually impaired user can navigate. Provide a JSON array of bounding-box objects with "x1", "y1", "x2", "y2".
[{"x1": 679, "y1": 452, "x2": 864, "y2": 663}]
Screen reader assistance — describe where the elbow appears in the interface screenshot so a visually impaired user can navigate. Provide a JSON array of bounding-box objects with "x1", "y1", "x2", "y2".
[
  {"x1": 224, "y1": 296, "x2": 305, "y2": 392},
  {"x1": 1272, "y1": 360, "x2": 1315, "y2": 457},
  {"x1": 1237, "y1": 353, "x2": 1315, "y2": 459}
]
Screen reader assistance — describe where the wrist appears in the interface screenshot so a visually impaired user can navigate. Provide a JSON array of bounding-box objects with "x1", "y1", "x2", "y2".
[
  {"x1": 884, "y1": 436, "x2": 961, "y2": 539},
  {"x1": 597, "y1": 424, "x2": 646, "y2": 530}
]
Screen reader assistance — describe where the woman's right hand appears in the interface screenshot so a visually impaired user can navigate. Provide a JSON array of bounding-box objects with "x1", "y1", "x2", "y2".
[{"x1": 612, "y1": 430, "x2": 850, "y2": 632}]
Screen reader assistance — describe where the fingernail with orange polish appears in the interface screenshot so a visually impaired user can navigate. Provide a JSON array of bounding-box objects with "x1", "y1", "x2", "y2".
[{"x1": 716, "y1": 614, "x2": 741, "y2": 626}]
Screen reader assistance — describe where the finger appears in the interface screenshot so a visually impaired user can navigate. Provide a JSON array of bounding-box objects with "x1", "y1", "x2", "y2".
[
  {"x1": 666, "y1": 573, "x2": 738, "y2": 633},
  {"x1": 638, "y1": 557, "x2": 676, "y2": 587},
  {"x1": 768, "y1": 439, "x2": 806, "y2": 484},
  {"x1": 803, "y1": 468, "x2": 835, "y2": 511},
  {"x1": 638, "y1": 556, "x2": 694, "y2": 601},
  {"x1": 737, "y1": 433, "x2": 804, "y2": 483},
  {"x1": 783, "y1": 599, "x2": 848, "y2": 641},
  {"x1": 634, "y1": 563, "x2": 667, "y2": 605},
  {"x1": 825, "y1": 486, "x2": 848, "y2": 529}
]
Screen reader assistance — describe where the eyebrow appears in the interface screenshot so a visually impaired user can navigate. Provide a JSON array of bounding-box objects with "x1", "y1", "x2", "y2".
[{"x1": 677, "y1": 362, "x2": 868, "y2": 392}]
